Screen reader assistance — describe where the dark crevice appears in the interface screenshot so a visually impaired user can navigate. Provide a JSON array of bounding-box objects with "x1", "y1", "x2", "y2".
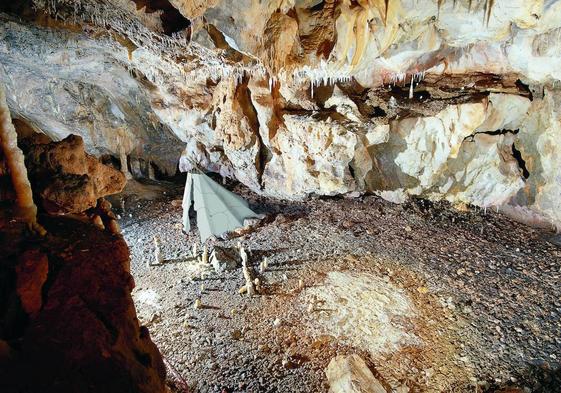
[
  {"x1": 348, "y1": 163, "x2": 355, "y2": 179},
  {"x1": 310, "y1": 1, "x2": 326, "y2": 12},
  {"x1": 478, "y1": 128, "x2": 520, "y2": 136},
  {"x1": 512, "y1": 144, "x2": 530, "y2": 179},
  {"x1": 515, "y1": 79, "x2": 534, "y2": 101},
  {"x1": 130, "y1": 0, "x2": 190, "y2": 36},
  {"x1": 234, "y1": 79, "x2": 269, "y2": 189},
  {"x1": 463, "y1": 128, "x2": 519, "y2": 142}
]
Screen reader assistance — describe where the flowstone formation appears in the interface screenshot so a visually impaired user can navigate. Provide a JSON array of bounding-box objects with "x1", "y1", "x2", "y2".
[{"x1": 0, "y1": 0, "x2": 560, "y2": 230}]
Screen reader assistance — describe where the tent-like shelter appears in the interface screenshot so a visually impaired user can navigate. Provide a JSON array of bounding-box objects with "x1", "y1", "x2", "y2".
[{"x1": 182, "y1": 170, "x2": 261, "y2": 242}]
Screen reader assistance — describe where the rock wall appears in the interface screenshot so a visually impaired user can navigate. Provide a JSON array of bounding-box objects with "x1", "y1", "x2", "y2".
[
  {"x1": 0, "y1": 135, "x2": 166, "y2": 393},
  {"x1": 1, "y1": 0, "x2": 560, "y2": 229}
]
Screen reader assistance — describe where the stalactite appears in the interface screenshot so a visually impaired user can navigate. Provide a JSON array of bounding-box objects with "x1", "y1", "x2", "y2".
[
  {"x1": 437, "y1": 0, "x2": 444, "y2": 18},
  {"x1": 0, "y1": 84, "x2": 45, "y2": 235},
  {"x1": 384, "y1": 0, "x2": 390, "y2": 25},
  {"x1": 485, "y1": 0, "x2": 494, "y2": 26}
]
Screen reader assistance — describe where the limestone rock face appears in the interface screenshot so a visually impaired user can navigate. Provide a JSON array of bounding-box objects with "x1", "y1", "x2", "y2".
[
  {"x1": 23, "y1": 134, "x2": 126, "y2": 214},
  {"x1": 1, "y1": 1, "x2": 561, "y2": 228}
]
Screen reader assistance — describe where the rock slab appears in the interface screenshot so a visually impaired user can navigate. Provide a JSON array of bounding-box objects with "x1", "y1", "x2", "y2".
[{"x1": 326, "y1": 354, "x2": 387, "y2": 393}]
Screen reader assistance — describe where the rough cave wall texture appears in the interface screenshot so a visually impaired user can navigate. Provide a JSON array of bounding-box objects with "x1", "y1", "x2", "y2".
[{"x1": 0, "y1": 0, "x2": 560, "y2": 229}]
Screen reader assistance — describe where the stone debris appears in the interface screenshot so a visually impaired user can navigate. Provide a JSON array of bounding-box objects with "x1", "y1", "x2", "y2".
[
  {"x1": 210, "y1": 246, "x2": 241, "y2": 273},
  {"x1": 120, "y1": 186, "x2": 561, "y2": 392},
  {"x1": 91, "y1": 215, "x2": 104, "y2": 230},
  {"x1": 326, "y1": 354, "x2": 387, "y2": 393}
]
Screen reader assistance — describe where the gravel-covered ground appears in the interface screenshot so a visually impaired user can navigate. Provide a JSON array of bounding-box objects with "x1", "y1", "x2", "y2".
[{"x1": 116, "y1": 179, "x2": 561, "y2": 393}]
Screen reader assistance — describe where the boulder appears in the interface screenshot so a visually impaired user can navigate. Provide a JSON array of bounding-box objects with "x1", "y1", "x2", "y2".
[
  {"x1": 23, "y1": 134, "x2": 126, "y2": 214},
  {"x1": 210, "y1": 246, "x2": 241, "y2": 273},
  {"x1": 326, "y1": 354, "x2": 387, "y2": 393}
]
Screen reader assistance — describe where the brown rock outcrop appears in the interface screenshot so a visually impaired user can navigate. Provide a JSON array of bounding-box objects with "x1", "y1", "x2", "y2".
[{"x1": 23, "y1": 134, "x2": 126, "y2": 214}]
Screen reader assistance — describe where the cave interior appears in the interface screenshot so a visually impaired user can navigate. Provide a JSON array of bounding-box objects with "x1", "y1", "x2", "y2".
[{"x1": 0, "y1": 1, "x2": 561, "y2": 392}]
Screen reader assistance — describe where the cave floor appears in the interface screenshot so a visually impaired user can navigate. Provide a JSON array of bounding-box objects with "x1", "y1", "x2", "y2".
[{"x1": 118, "y1": 181, "x2": 561, "y2": 393}]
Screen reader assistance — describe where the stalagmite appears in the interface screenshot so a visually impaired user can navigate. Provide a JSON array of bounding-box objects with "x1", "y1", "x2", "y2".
[
  {"x1": 192, "y1": 242, "x2": 198, "y2": 257},
  {"x1": 202, "y1": 244, "x2": 208, "y2": 264},
  {"x1": 240, "y1": 246, "x2": 255, "y2": 296},
  {"x1": 153, "y1": 236, "x2": 163, "y2": 265},
  {"x1": 0, "y1": 83, "x2": 44, "y2": 235}
]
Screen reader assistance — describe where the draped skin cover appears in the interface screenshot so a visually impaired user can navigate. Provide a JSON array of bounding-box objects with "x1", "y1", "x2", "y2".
[{"x1": 182, "y1": 171, "x2": 260, "y2": 242}]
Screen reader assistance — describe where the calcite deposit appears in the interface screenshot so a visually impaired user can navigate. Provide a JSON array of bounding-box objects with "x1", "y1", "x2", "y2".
[{"x1": 0, "y1": 0, "x2": 560, "y2": 230}]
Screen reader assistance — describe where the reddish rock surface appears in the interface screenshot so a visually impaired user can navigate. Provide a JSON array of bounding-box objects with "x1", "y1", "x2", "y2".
[
  {"x1": 15, "y1": 249, "x2": 48, "y2": 314},
  {"x1": 0, "y1": 214, "x2": 167, "y2": 393}
]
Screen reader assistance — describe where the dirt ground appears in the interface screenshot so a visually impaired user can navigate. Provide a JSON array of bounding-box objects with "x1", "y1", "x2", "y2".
[{"x1": 115, "y1": 179, "x2": 561, "y2": 393}]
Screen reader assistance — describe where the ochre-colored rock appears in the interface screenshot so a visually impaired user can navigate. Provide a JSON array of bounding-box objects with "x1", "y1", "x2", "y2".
[{"x1": 23, "y1": 134, "x2": 126, "y2": 214}]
